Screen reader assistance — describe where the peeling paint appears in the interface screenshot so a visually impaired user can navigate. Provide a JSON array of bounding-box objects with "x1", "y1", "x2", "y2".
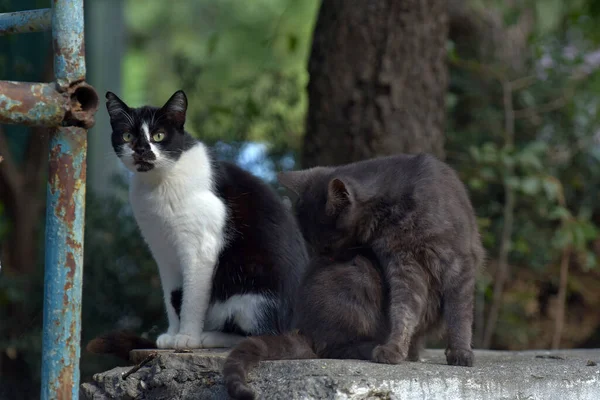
[
  {"x1": 0, "y1": 82, "x2": 67, "y2": 126},
  {"x1": 0, "y1": 79, "x2": 98, "y2": 128},
  {"x1": 42, "y1": 126, "x2": 87, "y2": 400}
]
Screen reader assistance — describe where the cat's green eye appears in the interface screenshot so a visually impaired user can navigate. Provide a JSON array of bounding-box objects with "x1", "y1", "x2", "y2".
[
  {"x1": 122, "y1": 132, "x2": 133, "y2": 142},
  {"x1": 152, "y1": 132, "x2": 166, "y2": 142}
]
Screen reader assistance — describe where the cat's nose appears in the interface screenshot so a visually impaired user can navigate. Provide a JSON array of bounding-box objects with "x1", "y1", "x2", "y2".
[{"x1": 134, "y1": 140, "x2": 151, "y2": 150}]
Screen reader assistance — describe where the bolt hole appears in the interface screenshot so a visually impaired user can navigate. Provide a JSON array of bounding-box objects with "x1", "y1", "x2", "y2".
[{"x1": 71, "y1": 84, "x2": 98, "y2": 113}]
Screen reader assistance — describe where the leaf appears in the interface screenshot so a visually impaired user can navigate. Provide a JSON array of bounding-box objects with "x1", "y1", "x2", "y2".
[
  {"x1": 571, "y1": 223, "x2": 586, "y2": 249},
  {"x1": 535, "y1": 0, "x2": 564, "y2": 35},
  {"x1": 517, "y1": 150, "x2": 543, "y2": 170},
  {"x1": 579, "y1": 221, "x2": 599, "y2": 241},
  {"x1": 542, "y1": 177, "x2": 560, "y2": 201},
  {"x1": 506, "y1": 176, "x2": 521, "y2": 189},
  {"x1": 469, "y1": 146, "x2": 481, "y2": 162},
  {"x1": 584, "y1": 251, "x2": 598, "y2": 271},
  {"x1": 520, "y1": 176, "x2": 541, "y2": 195},
  {"x1": 548, "y1": 206, "x2": 571, "y2": 221},
  {"x1": 469, "y1": 177, "x2": 484, "y2": 190}
]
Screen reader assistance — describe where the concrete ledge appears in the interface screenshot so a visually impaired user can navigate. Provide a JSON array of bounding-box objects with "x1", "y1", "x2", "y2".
[{"x1": 80, "y1": 349, "x2": 600, "y2": 400}]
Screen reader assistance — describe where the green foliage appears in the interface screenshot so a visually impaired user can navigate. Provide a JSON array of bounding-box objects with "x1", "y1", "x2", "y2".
[
  {"x1": 448, "y1": 0, "x2": 600, "y2": 349},
  {"x1": 122, "y1": 0, "x2": 319, "y2": 159}
]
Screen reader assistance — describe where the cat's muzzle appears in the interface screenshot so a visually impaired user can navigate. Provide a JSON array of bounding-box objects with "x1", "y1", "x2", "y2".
[{"x1": 133, "y1": 153, "x2": 155, "y2": 171}]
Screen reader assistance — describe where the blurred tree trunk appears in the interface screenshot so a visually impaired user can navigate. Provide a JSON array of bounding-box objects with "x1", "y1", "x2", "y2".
[{"x1": 302, "y1": 0, "x2": 449, "y2": 167}]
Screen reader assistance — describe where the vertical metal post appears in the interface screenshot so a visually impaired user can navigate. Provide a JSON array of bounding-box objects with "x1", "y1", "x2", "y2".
[{"x1": 41, "y1": 0, "x2": 87, "y2": 398}]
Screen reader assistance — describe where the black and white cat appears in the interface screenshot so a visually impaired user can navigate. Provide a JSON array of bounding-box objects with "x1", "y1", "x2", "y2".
[{"x1": 90, "y1": 90, "x2": 308, "y2": 353}]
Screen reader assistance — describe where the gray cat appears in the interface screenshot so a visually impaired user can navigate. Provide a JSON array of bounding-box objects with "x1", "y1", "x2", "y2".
[{"x1": 223, "y1": 153, "x2": 484, "y2": 399}]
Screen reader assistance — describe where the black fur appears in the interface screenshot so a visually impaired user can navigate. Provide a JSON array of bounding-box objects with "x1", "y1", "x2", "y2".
[{"x1": 86, "y1": 91, "x2": 309, "y2": 359}]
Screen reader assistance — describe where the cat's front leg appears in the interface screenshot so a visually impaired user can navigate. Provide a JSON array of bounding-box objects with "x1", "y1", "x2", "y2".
[
  {"x1": 156, "y1": 261, "x2": 183, "y2": 349},
  {"x1": 172, "y1": 238, "x2": 220, "y2": 349},
  {"x1": 372, "y1": 252, "x2": 427, "y2": 364}
]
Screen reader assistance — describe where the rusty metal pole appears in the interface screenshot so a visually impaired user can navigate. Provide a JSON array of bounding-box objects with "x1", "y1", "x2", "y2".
[
  {"x1": 0, "y1": 2, "x2": 97, "y2": 397},
  {"x1": 41, "y1": 0, "x2": 88, "y2": 398}
]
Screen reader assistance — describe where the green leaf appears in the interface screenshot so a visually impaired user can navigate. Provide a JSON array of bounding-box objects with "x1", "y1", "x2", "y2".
[
  {"x1": 469, "y1": 177, "x2": 484, "y2": 190},
  {"x1": 548, "y1": 206, "x2": 571, "y2": 221},
  {"x1": 584, "y1": 251, "x2": 598, "y2": 271},
  {"x1": 517, "y1": 150, "x2": 543, "y2": 170},
  {"x1": 579, "y1": 221, "x2": 599, "y2": 241},
  {"x1": 571, "y1": 223, "x2": 586, "y2": 249},
  {"x1": 542, "y1": 177, "x2": 560, "y2": 201},
  {"x1": 469, "y1": 146, "x2": 481, "y2": 162},
  {"x1": 506, "y1": 176, "x2": 521, "y2": 189},
  {"x1": 535, "y1": 0, "x2": 564, "y2": 35},
  {"x1": 520, "y1": 176, "x2": 541, "y2": 195}
]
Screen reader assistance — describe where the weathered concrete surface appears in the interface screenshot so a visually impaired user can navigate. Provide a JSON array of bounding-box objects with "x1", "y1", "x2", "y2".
[{"x1": 80, "y1": 348, "x2": 600, "y2": 400}]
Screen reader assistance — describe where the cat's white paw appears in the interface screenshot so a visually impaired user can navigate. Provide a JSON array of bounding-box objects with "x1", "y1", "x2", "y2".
[
  {"x1": 173, "y1": 333, "x2": 203, "y2": 349},
  {"x1": 156, "y1": 333, "x2": 177, "y2": 349}
]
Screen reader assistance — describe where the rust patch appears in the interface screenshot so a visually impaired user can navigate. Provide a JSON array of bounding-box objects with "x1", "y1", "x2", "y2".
[
  {"x1": 65, "y1": 252, "x2": 76, "y2": 281},
  {"x1": 66, "y1": 237, "x2": 82, "y2": 253},
  {"x1": 63, "y1": 252, "x2": 75, "y2": 305},
  {"x1": 63, "y1": 82, "x2": 98, "y2": 129},
  {"x1": 56, "y1": 363, "x2": 74, "y2": 400},
  {"x1": 0, "y1": 81, "x2": 66, "y2": 126},
  {"x1": 48, "y1": 147, "x2": 76, "y2": 226}
]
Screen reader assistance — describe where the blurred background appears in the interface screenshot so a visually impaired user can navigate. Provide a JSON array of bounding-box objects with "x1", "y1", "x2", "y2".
[{"x1": 2, "y1": 0, "x2": 600, "y2": 398}]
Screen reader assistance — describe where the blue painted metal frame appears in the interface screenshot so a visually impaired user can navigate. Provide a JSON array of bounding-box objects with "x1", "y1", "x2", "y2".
[
  {"x1": 0, "y1": 1, "x2": 97, "y2": 399},
  {"x1": 0, "y1": 8, "x2": 51, "y2": 35}
]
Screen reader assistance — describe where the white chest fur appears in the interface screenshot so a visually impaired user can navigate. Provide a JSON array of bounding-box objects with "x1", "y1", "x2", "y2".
[
  {"x1": 128, "y1": 143, "x2": 231, "y2": 348},
  {"x1": 129, "y1": 143, "x2": 226, "y2": 265}
]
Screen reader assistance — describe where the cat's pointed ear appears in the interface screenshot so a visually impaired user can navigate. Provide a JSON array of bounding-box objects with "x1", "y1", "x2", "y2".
[
  {"x1": 326, "y1": 177, "x2": 354, "y2": 215},
  {"x1": 105, "y1": 91, "x2": 130, "y2": 121},
  {"x1": 278, "y1": 167, "x2": 324, "y2": 195},
  {"x1": 161, "y1": 90, "x2": 187, "y2": 127}
]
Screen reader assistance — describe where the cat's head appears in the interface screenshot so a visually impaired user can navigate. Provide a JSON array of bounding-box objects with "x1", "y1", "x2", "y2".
[
  {"x1": 106, "y1": 90, "x2": 193, "y2": 173},
  {"x1": 278, "y1": 167, "x2": 376, "y2": 255}
]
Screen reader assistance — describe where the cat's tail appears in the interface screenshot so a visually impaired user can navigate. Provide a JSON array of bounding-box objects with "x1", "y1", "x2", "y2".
[
  {"x1": 223, "y1": 331, "x2": 316, "y2": 400},
  {"x1": 86, "y1": 330, "x2": 156, "y2": 361}
]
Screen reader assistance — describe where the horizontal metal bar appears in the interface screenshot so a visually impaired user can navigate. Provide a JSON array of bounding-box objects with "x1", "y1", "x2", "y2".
[
  {"x1": 0, "y1": 81, "x2": 67, "y2": 126},
  {"x1": 0, "y1": 9, "x2": 52, "y2": 35}
]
